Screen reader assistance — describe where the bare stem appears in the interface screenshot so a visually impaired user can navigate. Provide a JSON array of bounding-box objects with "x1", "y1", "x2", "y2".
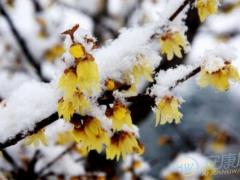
[{"x1": 0, "y1": 2, "x2": 48, "y2": 82}]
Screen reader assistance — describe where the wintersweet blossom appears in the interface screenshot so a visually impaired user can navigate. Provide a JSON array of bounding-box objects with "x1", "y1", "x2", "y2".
[
  {"x1": 44, "y1": 44, "x2": 65, "y2": 61},
  {"x1": 76, "y1": 54, "x2": 100, "y2": 95},
  {"x1": 72, "y1": 117, "x2": 110, "y2": 153},
  {"x1": 155, "y1": 96, "x2": 183, "y2": 126},
  {"x1": 24, "y1": 129, "x2": 48, "y2": 147},
  {"x1": 132, "y1": 54, "x2": 154, "y2": 84},
  {"x1": 106, "y1": 131, "x2": 144, "y2": 160},
  {"x1": 210, "y1": 131, "x2": 229, "y2": 153},
  {"x1": 57, "y1": 98, "x2": 75, "y2": 121},
  {"x1": 196, "y1": 0, "x2": 218, "y2": 22},
  {"x1": 160, "y1": 31, "x2": 187, "y2": 61},
  {"x1": 106, "y1": 102, "x2": 133, "y2": 131},
  {"x1": 69, "y1": 43, "x2": 85, "y2": 59},
  {"x1": 58, "y1": 68, "x2": 78, "y2": 98},
  {"x1": 105, "y1": 79, "x2": 117, "y2": 91},
  {"x1": 56, "y1": 130, "x2": 75, "y2": 145},
  {"x1": 163, "y1": 172, "x2": 183, "y2": 180},
  {"x1": 198, "y1": 62, "x2": 240, "y2": 91}
]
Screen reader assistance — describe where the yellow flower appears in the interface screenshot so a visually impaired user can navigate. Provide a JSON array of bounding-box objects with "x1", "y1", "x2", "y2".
[
  {"x1": 106, "y1": 102, "x2": 133, "y2": 131},
  {"x1": 163, "y1": 172, "x2": 183, "y2": 180},
  {"x1": 73, "y1": 91, "x2": 91, "y2": 115},
  {"x1": 69, "y1": 43, "x2": 85, "y2": 59},
  {"x1": 75, "y1": 144, "x2": 89, "y2": 156},
  {"x1": 56, "y1": 130, "x2": 75, "y2": 145},
  {"x1": 76, "y1": 54, "x2": 100, "y2": 95},
  {"x1": 197, "y1": 63, "x2": 240, "y2": 91},
  {"x1": 58, "y1": 69, "x2": 78, "y2": 98},
  {"x1": 123, "y1": 84, "x2": 138, "y2": 96},
  {"x1": 57, "y1": 98, "x2": 75, "y2": 121},
  {"x1": 133, "y1": 55, "x2": 154, "y2": 84},
  {"x1": 196, "y1": 0, "x2": 218, "y2": 22},
  {"x1": 211, "y1": 131, "x2": 229, "y2": 153},
  {"x1": 202, "y1": 164, "x2": 216, "y2": 180},
  {"x1": 24, "y1": 129, "x2": 48, "y2": 147},
  {"x1": 105, "y1": 79, "x2": 117, "y2": 91},
  {"x1": 160, "y1": 31, "x2": 187, "y2": 61},
  {"x1": 57, "y1": 91, "x2": 90, "y2": 121},
  {"x1": 72, "y1": 117, "x2": 110, "y2": 153},
  {"x1": 44, "y1": 44, "x2": 65, "y2": 61},
  {"x1": 106, "y1": 131, "x2": 144, "y2": 161},
  {"x1": 155, "y1": 96, "x2": 183, "y2": 126}
]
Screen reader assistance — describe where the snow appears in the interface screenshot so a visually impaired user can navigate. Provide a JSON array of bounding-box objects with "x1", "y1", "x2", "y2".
[
  {"x1": 0, "y1": 81, "x2": 60, "y2": 142},
  {"x1": 94, "y1": 23, "x2": 162, "y2": 81},
  {"x1": 0, "y1": 70, "x2": 32, "y2": 98},
  {"x1": 151, "y1": 65, "x2": 195, "y2": 98},
  {"x1": 35, "y1": 146, "x2": 85, "y2": 176},
  {"x1": 200, "y1": 45, "x2": 236, "y2": 73}
]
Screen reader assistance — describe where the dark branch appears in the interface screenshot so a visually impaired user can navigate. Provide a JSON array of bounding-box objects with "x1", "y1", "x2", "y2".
[
  {"x1": 32, "y1": 0, "x2": 43, "y2": 13},
  {"x1": 2, "y1": 150, "x2": 19, "y2": 169},
  {"x1": 0, "y1": 113, "x2": 59, "y2": 150},
  {"x1": 0, "y1": 2, "x2": 48, "y2": 82},
  {"x1": 169, "y1": 0, "x2": 195, "y2": 21}
]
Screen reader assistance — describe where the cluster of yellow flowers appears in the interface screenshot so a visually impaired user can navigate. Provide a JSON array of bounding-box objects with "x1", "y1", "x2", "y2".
[
  {"x1": 160, "y1": 31, "x2": 187, "y2": 61},
  {"x1": 56, "y1": 26, "x2": 143, "y2": 160},
  {"x1": 198, "y1": 61, "x2": 240, "y2": 91},
  {"x1": 155, "y1": 96, "x2": 183, "y2": 126},
  {"x1": 57, "y1": 42, "x2": 99, "y2": 121},
  {"x1": 105, "y1": 101, "x2": 144, "y2": 159},
  {"x1": 159, "y1": 0, "x2": 219, "y2": 61},
  {"x1": 196, "y1": 0, "x2": 219, "y2": 22}
]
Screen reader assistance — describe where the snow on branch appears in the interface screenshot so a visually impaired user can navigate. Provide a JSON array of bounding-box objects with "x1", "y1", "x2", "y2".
[{"x1": 0, "y1": 81, "x2": 60, "y2": 149}]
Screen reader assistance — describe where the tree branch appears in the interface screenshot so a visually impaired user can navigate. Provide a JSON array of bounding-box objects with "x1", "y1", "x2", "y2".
[
  {"x1": 0, "y1": 2, "x2": 48, "y2": 82},
  {"x1": 0, "y1": 113, "x2": 59, "y2": 150},
  {"x1": 38, "y1": 143, "x2": 75, "y2": 176},
  {"x1": 0, "y1": 0, "x2": 199, "y2": 151},
  {"x1": 0, "y1": 65, "x2": 201, "y2": 151}
]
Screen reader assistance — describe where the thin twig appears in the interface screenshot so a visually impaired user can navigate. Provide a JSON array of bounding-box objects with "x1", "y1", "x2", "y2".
[
  {"x1": 2, "y1": 150, "x2": 19, "y2": 169},
  {"x1": 0, "y1": 2, "x2": 48, "y2": 82},
  {"x1": 38, "y1": 143, "x2": 75, "y2": 176}
]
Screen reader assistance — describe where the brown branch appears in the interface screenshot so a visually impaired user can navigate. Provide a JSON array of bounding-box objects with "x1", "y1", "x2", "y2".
[
  {"x1": 127, "y1": 66, "x2": 201, "y2": 104},
  {"x1": 0, "y1": 2, "x2": 48, "y2": 82},
  {"x1": 0, "y1": 67, "x2": 201, "y2": 152},
  {"x1": 2, "y1": 150, "x2": 19, "y2": 169},
  {"x1": 32, "y1": 0, "x2": 43, "y2": 13},
  {"x1": 169, "y1": 0, "x2": 195, "y2": 21},
  {"x1": 0, "y1": 112, "x2": 59, "y2": 150}
]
